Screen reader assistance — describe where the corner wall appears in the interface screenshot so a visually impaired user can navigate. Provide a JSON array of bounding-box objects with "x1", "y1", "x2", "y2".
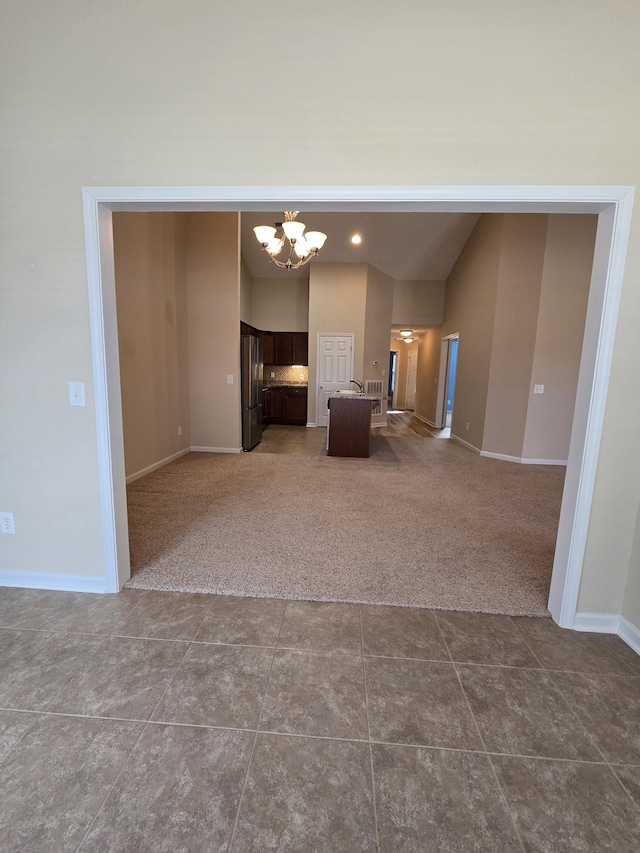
[
  {"x1": 364, "y1": 265, "x2": 394, "y2": 420},
  {"x1": 307, "y1": 263, "x2": 368, "y2": 425},
  {"x1": 113, "y1": 213, "x2": 192, "y2": 479},
  {"x1": 482, "y1": 215, "x2": 548, "y2": 458},
  {"x1": 185, "y1": 213, "x2": 242, "y2": 451},
  {"x1": 251, "y1": 278, "x2": 309, "y2": 332},
  {"x1": 522, "y1": 215, "x2": 597, "y2": 461},
  {"x1": 440, "y1": 215, "x2": 503, "y2": 450}
]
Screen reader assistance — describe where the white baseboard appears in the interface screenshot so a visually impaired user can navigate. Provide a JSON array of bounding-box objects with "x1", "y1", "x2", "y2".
[
  {"x1": 306, "y1": 422, "x2": 317, "y2": 428},
  {"x1": 573, "y1": 611, "x2": 640, "y2": 657},
  {"x1": 191, "y1": 446, "x2": 242, "y2": 454},
  {"x1": 480, "y1": 450, "x2": 567, "y2": 466},
  {"x1": 619, "y1": 616, "x2": 640, "y2": 655},
  {"x1": 521, "y1": 457, "x2": 568, "y2": 466},
  {"x1": 0, "y1": 569, "x2": 107, "y2": 594},
  {"x1": 125, "y1": 447, "x2": 191, "y2": 484},
  {"x1": 450, "y1": 434, "x2": 481, "y2": 454},
  {"x1": 573, "y1": 612, "x2": 621, "y2": 633},
  {"x1": 413, "y1": 412, "x2": 438, "y2": 428},
  {"x1": 371, "y1": 421, "x2": 387, "y2": 428}
]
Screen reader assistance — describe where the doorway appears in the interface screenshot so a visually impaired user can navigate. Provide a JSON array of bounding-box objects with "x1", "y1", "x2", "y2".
[
  {"x1": 82, "y1": 185, "x2": 633, "y2": 630},
  {"x1": 388, "y1": 350, "x2": 398, "y2": 408},
  {"x1": 316, "y1": 334, "x2": 355, "y2": 428},
  {"x1": 440, "y1": 335, "x2": 459, "y2": 429},
  {"x1": 405, "y1": 350, "x2": 418, "y2": 410}
]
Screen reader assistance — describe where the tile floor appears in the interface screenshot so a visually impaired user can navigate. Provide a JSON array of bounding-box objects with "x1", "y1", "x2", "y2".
[
  {"x1": 1, "y1": 587, "x2": 639, "y2": 851},
  {"x1": 252, "y1": 412, "x2": 448, "y2": 457},
  {"x1": 251, "y1": 424, "x2": 328, "y2": 456}
]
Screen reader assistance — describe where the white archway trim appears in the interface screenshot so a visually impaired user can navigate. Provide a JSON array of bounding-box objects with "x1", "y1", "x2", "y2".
[{"x1": 82, "y1": 185, "x2": 635, "y2": 628}]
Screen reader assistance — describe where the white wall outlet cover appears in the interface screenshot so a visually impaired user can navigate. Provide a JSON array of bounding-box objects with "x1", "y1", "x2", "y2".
[
  {"x1": 227, "y1": 375, "x2": 234, "y2": 384},
  {"x1": 177, "y1": 426, "x2": 182, "y2": 436},
  {"x1": 534, "y1": 384, "x2": 545, "y2": 394},
  {"x1": 0, "y1": 512, "x2": 16, "y2": 534},
  {"x1": 68, "y1": 381, "x2": 85, "y2": 406}
]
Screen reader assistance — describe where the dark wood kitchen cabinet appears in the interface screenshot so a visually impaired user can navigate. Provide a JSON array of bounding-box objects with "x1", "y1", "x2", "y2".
[
  {"x1": 283, "y1": 386, "x2": 307, "y2": 425},
  {"x1": 264, "y1": 386, "x2": 284, "y2": 423},
  {"x1": 264, "y1": 386, "x2": 307, "y2": 426},
  {"x1": 259, "y1": 332, "x2": 276, "y2": 365},
  {"x1": 292, "y1": 332, "x2": 308, "y2": 365},
  {"x1": 275, "y1": 333, "x2": 294, "y2": 365}
]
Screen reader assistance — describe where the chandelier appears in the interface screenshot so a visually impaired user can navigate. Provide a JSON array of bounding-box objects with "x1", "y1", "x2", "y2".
[{"x1": 253, "y1": 211, "x2": 327, "y2": 271}]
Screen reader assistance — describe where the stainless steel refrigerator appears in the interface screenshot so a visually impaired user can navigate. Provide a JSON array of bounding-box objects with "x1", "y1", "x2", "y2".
[{"x1": 241, "y1": 335, "x2": 264, "y2": 451}]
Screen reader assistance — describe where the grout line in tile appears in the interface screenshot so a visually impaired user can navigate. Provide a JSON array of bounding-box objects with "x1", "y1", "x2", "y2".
[
  {"x1": 508, "y1": 617, "x2": 550, "y2": 670},
  {"x1": 434, "y1": 612, "x2": 527, "y2": 853},
  {"x1": 359, "y1": 605, "x2": 380, "y2": 851},
  {"x1": 273, "y1": 644, "x2": 363, "y2": 658},
  {"x1": 605, "y1": 764, "x2": 640, "y2": 815},
  {"x1": 227, "y1": 600, "x2": 287, "y2": 852},
  {"x1": 0, "y1": 710, "x2": 45, "y2": 770},
  {"x1": 72, "y1": 637, "x2": 193, "y2": 853}
]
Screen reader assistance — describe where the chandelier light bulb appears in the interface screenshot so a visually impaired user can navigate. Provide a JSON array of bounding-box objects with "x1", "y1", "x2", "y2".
[
  {"x1": 282, "y1": 219, "x2": 306, "y2": 241},
  {"x1": 305, "y1": 231, "x2": 327, "y2": 251},
  {"x1": 253, "y1": 225, "x2": 277, "y2": 246},
  {"x1": 266, "y1": 237, "x2": 284, "y2": 256}
]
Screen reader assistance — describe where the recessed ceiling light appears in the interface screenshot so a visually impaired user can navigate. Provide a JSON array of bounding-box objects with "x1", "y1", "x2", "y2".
[
  {"x1": 351, "y1": 234, "x2": 362, "y2": 245},
  {"x1": 399, "y1": 330, "x2": 413, "y2": 337}
]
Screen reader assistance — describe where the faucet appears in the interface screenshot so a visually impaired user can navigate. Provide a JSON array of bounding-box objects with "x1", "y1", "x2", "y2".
[{"x1": 350, "y1": 379, "x2": 364, "y2": 392}]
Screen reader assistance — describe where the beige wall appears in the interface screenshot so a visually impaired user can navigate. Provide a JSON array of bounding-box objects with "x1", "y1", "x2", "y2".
[
  {"x1": 240, "y1": 256, "x2": 253, "y2": 325},
  {"x1": 415, "y1": 329, "x2": 441, "y2": 423},
  {"x1": 185, "y1": 213, "x2": 242, "y2": 450},
  {"x1": 113, "y1": 213, "x2": 191, "y2": 478},
  {"x1": 364, "y1": 266, "x2": 394, "y2": 419},
  {"x1": 251, "y1": 278, "x2": 309, "y2": 332},
  {"x1": 392, "y1": 280, "x2": 445, "y2": 327},
  {"x1": 1, "y1": 1, "x2": 639, "y2": 626},
  {"x1": 522, "y1": 215, "x2": 597, "y2": 461},
  {"x1": 441, "y1": 215, "x2": 503, "y2": 450},
  {"x1": 623, "y1": 499, "x2": 640, "y2": 626},
  {"x1": 307, "y1": 264, "x2": 367, "y2": 425},
  {"x1": 483, "y1": 215, "x2": 548, "y2": 458}
]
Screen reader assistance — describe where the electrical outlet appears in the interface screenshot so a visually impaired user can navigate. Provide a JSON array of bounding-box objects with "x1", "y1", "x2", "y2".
[
  {"x1": 466, "y1": 422, "x2": 470, "y2": 431},
  {"x1": 0, "y1": 512, "x2": 15, "y2": 534},
  {"x1": 534, "y1": 384, "x2": 544, "y2": 394},
  {"x1": 271, "y1": 372, "x2": 275, "y2": 378},
  {"x1": 227, "y1": 374, "x2": 234, "y2": 384},
  {"x1": 68, "y1": 381, "x2": 85, "y2": 407},
  {"x1": 178, "y1": 426, "x2": 182, "y2": 436}
]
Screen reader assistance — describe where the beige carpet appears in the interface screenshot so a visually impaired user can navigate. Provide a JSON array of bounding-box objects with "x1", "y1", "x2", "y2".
[{"x1": 125, "y1": 436, "x2": 565, "y2": 616}]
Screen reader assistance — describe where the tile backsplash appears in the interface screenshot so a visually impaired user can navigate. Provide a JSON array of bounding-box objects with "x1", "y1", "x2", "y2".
[{"x1": 264, "y1": 365, "x2": 308, "y2": 386}]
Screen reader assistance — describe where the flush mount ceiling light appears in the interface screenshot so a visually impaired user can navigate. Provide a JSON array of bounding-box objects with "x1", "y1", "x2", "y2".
[
  {"x1": 403, "y1": 337, "x2": 415, "y2": 343},
  {"x1": 253, "y1": 211, "x2": 327, "y2": 271},
  {"x1": 399, "y1": 330, "x2": 413, "y2": 337},
  {"x1": 351, "y1": 234, "x2": 362, "y2": 244}
]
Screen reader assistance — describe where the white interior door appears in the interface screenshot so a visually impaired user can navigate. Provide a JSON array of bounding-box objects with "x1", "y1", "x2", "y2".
[
  {"x1": 406, "y1": 349, "x2": 418, "y2": 410},
  {"x1": 317, "y1": 334, "x2": 354, "y2": 427}
]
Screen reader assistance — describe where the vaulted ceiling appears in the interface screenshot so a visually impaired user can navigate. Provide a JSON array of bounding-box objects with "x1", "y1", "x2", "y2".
[{"x1": 241, "y1": 212, "x2": 480, "y2": 281}]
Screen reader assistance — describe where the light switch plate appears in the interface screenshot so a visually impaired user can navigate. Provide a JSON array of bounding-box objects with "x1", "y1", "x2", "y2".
[{"x1": 227, "y1": 375, "x2": 234, "y2": 384}]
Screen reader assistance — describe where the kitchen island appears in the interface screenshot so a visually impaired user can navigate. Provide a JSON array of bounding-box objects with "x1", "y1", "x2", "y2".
[{"x1": 327, "y1": 393, "x2": 381, "y2": 458}]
